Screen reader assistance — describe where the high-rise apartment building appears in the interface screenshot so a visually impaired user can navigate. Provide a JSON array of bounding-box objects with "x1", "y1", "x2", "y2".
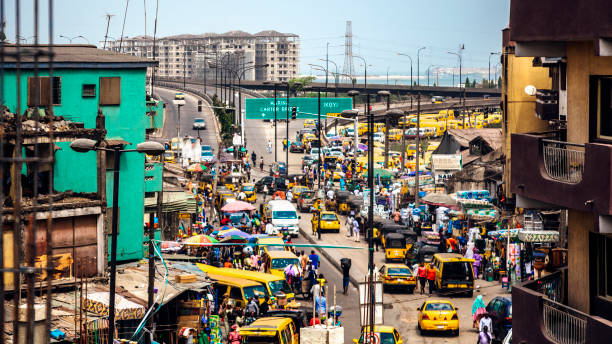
[{"x1": 107, "y1": 30, "x2": 299, "y2": 82}]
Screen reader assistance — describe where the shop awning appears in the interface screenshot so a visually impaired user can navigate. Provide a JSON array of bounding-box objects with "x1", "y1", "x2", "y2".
[
  {"x1": 518, "y1": 230, "x2": 559, "y2": 243},
  {"x1": 82, "y1": 292, "x2": 145, "y2": 320},
  {"x1": 145, "y1": 191, "x2": 196, "y2": 213}
]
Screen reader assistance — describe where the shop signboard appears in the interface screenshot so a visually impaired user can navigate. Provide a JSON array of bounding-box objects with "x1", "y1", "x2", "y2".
[{"x1": 432, "y1": 154, "x2": 462, "y2": 184}]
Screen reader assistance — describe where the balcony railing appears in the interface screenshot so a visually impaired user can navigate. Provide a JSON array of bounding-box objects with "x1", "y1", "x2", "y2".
[
  {"x1": 524, "y1": 268, "x2": 565, "y2": 302},
  {"x1": 542, "y1": 299, "x2": 587, "y2": 344},
  {"x1": 542, "y1": 139, "x2": 585, "y2": 184}
]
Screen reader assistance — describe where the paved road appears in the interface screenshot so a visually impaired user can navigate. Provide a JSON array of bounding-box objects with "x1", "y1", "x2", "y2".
[{"x1": 154, "y1": 87, "x2": 220, "y2": 153}]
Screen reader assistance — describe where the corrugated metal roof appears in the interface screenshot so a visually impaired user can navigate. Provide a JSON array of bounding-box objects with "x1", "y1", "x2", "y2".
[{"x1": 2, "y1": 44, "x2": 155, "y2": 64}]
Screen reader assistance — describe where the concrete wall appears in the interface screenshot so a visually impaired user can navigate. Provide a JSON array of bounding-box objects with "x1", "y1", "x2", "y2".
[
  {"x1": 566, "y1": 41, "x2": 612, "y2": 144},
  {"x1": 3, "y1": 67, "x2": 149, "y2": 261},
  {"x1": 567, "y1": 209, "x2": 593, "y2": 313},
  {"x1": 502, "y1": 50, "x2": 551, "y2": 197}
]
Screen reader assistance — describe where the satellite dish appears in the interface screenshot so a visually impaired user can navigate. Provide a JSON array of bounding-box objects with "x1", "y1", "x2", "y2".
[{"x1": 524, "y1": 85, "x2": 537, "y2": 96}]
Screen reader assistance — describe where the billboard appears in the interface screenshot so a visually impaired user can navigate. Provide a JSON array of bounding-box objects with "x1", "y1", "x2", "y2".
[{"x1": 245, "y1": 97, "x2": 352, "y2": 120}]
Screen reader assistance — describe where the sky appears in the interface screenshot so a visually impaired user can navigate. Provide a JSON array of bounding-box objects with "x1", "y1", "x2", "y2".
[{"x1": 4, "y1": 0, "x2": 510, "y2": 84}]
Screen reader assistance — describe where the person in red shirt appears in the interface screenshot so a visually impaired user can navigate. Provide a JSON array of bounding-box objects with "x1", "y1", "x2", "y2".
[
  {"x1": 220, "y1": 215, "x2": 231, "y2": 226},
  {"x1": 417, "y1": 262, "x2": 428, "y2": 294},
  {"x1": 426, "y1": 263, "x2": 437, "y2": 295}
]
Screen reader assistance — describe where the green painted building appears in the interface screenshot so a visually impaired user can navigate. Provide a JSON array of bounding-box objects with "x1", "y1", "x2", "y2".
[{"x1": 2, "y1": 44, "x2": 162, "y2": 261}]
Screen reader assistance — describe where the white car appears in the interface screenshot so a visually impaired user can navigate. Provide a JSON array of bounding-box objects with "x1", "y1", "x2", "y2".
[{"x1": 193, "y1": 118, "x2": 206, "y2": 130}]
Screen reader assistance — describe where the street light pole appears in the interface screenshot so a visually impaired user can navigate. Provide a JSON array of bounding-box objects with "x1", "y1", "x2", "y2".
[
  {"x1": 378, "y1": 90, "x2": 391, "y2": 168},
  {"x1": 447, "y1": 50, "x2": 464, "y2": 124},
  {"x1": 69, "y1": 139, "x2": 164, "y2": 344},
  {"x1": 417, "y1": 47, "x2": 426, "y2": 86},
  {"x1": 320, "y1": 58, "x2": 339, "y2": 97},
  {"x1": 397, "y1": 53, "x2": 413, "y2": 108},
  {"x1": 489, "y1": 52, "x2": 500, "y2": 88}
]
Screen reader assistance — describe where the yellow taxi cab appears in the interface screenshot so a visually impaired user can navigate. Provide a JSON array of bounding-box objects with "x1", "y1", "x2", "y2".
[
  {"x1": 406, "y1": 144, "x2": 417, "y2": 157},
  {"x1": 291, "y1": 185, "x2": 310, "y2": 202},
  {"x1": 379, "y1": 263, "x2": 416, "y2": 293},
  {"x1": 332, "y1": 170, "x2": 345, "y2": 181},
  {"x1": 263, "y1": 250, "x2": 300, "y2": 278},
  {"x1": 197, "y1": 264, "x2": 295, "y2": 301},
  {"x1": 240, "y1": 183, "x2": 257, "y2": 203},
  {"x1": 304, "y1": 119, "x2": 317, "y2": 128},
  {"x1": 240, "y1": 317, "x2": 299, "y2": 344},
  {"x1": 382, "y1": 233, "x2": 408, "y2": 262},
  {"x1": 388, "y1": 129, "x2": 403, "y2": 141},
  {"x1": 374, "y1": 123, "x2": 386, "y2": 132},
  {"x1": 354, "y1": 325, "x2": 404, "y2": 344},
  {"x1": 431, "y1": 253, "x2": 475, "y2": 296},
  {"x1": 207, "y1": 273, "x2": 267, "y2": 308},
  {"x1": 311, "y1": 211, "x2": 341, "y2": 233},
  {"x1": 174, "y1": 92, "x2": 184, "y2": 100},
  {"x1": 256, "y1": 237, "x2": 288, "y2": 256},
  {"x1": 302, "y1": 133, "x2": 316, "y2": 144},
  {"x1": 358, "y1": 123, "x2": 369, "y2": 135},
  {"x1": 417, "y1": 299, "x2": 459, "y2": 336},
  {"x1": 163, "y1": 150, "x2": 176, "y2": 164}
]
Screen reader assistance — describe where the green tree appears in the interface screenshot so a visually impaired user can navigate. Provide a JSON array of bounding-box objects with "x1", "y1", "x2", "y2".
[
  {"x1": 288, "y1": 76, "x2": 316, "y2": 94},
  {"x1": 497, "y1": 76, "x2": 502, "y2": 88},
  {"x1": 465, "y1": 77, "x2": 470, "y2": 88}
]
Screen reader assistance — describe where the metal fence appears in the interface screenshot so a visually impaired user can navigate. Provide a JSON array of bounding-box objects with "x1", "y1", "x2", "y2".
[
  {"x1": 542, "y1": 139, "x2": 585, "y2": 183},
  {"x1": 543, "y1": 299, "x2": 587, "y2": 344}
]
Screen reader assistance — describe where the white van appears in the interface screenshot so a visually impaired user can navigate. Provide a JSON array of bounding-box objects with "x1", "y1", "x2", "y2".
[{"x1": 265, "y1": 200, "x2": 300, "y2": 237}]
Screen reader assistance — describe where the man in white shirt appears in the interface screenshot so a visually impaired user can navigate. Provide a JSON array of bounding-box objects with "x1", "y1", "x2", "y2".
[
  {"x1": 326, "y1": 189, "x2": 334, "y2": 200},
  {"x1": 265, "y1": 222, "x2": 275, "y2": 235}
]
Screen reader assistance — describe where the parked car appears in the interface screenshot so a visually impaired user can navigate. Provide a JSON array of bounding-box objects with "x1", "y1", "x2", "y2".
[
  {"x1": 302, "y1": 155, "x2": 318, "y2": 168},
  {"x1": 193, "y1": 118, "x2": 206, "y2": 130},
  {"x1": 269, "y1": 162, "x2": 287, "y2": 176},
  {"x1": 486, "y1": 296, "x2": 512, "y2": 339},
  {"x1": 289, "y1": 141, "x2": 305, "y2": 153},
  {"x1": 255, "y1": 176, "x2": 287, "y2": 194}
]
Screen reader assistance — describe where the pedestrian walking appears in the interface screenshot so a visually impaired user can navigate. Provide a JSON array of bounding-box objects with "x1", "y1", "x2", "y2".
[
  {"x1": 352, "y1": 218, "x2": 360, "y2": 242},
  {"x1": 477, "y1": 326, "x2": 493, "y2": 344},
  {"x1": 426, "y1": 263, "x2": 437, "y2": 295},
  {"x1": 417, "y1": 262, "x2": 427, "y2": 294},
  {"x1": 472, "y1": 295, "x2": 487, "y2": 328},
  {"x1": 267, "y1": 140, "x2": 272, "y2": 154},
  {"x1": 340, "y1": 258, "x2": 351, "y2": 294},
  {"x1": 309, "y1": 250, "x2": 320, "y2": 272},
  {"x1": 259, "y1": 156, "x2": 264, "y2": 170}
]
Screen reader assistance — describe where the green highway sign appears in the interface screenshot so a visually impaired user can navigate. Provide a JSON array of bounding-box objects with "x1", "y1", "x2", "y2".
[{"x1": 245, "y1": 97, "x2": 353, "y2": 120}]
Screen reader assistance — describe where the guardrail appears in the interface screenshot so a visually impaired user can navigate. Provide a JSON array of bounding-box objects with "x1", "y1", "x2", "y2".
[
  {"x1": 542, "y1": 139, "x2": 585, "y2": 184},
  {"x1": 542, "y1": 299, "x2": 587, "y2": 344},
  {"x1": 154, "y1": 81, "x2": 214, "y2": 104}
]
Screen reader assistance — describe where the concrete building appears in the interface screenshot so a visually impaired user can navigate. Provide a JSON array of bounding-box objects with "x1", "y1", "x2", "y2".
[
  {"x1": 503, "y1": 0, "x2": 612, "y2": 342},
  {"x1": 108, "y1": 30, "x2": 300, "y2": 82},
  {"x1": 2, "y1": 44, "x2": 163, "y2": 265}
]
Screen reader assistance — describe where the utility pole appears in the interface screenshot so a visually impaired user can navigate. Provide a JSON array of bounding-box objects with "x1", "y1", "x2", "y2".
[
  {"x1": 147, "y1": 212, "x2": 155, "y2": 344},
  {"x1": 103, "y1": 13, "x2": 114, "y2": 50},
  {"x1": 286, "y1": 83, "x2": 290, "y2": 169},
  {"x1": 367, "y1": 93, "x2": 375, "y2": 338},
  {"x1": 415, "y1": 94, "x2": 421, "y2": 207}
]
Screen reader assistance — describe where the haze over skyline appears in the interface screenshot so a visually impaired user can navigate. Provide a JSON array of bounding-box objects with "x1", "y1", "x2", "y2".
[{"x1": 5, "y1": 0, "x2": 509, "y2": 81}]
